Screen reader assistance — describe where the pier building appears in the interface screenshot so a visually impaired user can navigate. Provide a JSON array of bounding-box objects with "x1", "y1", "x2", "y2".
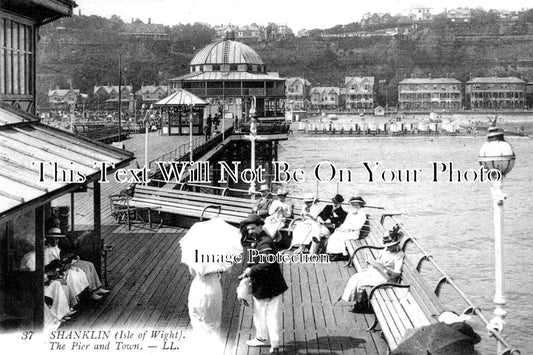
[
  {"x1": 465, "y1": 77, "x2": 527, "y2": 110},
  {"x1": 398, "y1": 78, "x2": 463, "y2": 112},
  {"x1": 169, "y1": 32, "x2": 286, "y2": 122},
  {"x1": 0, "y1": 0, "x2": 134, "y2": 331}
]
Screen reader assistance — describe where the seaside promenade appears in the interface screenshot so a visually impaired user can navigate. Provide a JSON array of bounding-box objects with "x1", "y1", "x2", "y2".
[{"x1": 56, "y1": 132, "x2": 388, "y2": 354}]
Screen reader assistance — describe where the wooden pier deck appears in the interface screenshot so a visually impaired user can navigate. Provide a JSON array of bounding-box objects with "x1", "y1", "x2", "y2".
[
  {"x1": 54, "y1": 131, "x2": 388, "y2": 354},
  {"x1": 64, "y1": 222, "x2": 387, "y2": 354}
]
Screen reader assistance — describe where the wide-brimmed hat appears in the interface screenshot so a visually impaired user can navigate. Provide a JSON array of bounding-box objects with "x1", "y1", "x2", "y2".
[
  {"x1": 382, "y1": 231, "x2": 400, "y2": 247},
  {"x1": 332, "y1": 194, "x2": 344, "y2": 204},
  {"x1": 302, "y1": 193, "x2": 315, "y2": 203},
  {"x1": 239, "y1": 214, "x2": 264, "y2": 229},
  {"x1": 45, "y1": 227, "x2": 66, "y2": 238},
  {"x1": 275, "y1": 188, "x2": 288, "y2": 197},
  {"x1": 259, "y1": 184, "x2": 270, "y2": 192},
  {"x1": 349, "y1": 196, "x2": 366, "y2": 206}
]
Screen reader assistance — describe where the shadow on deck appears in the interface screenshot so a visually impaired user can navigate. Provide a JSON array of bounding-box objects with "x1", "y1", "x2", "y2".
[{"x1": 64, "y1": 222, "x2": 388, "y2": 355}]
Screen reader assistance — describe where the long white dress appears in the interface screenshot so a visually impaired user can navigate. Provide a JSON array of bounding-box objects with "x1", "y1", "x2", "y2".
[
  {"x1": 341, "y1": 249, "x2": 405, "y2": 302},
  {"x1": 326, "y1": 208, "x2": 367, "y2": 255},
  {"x1": 264, "y1": 200, "x2": 292, "y2": 241},
  {"x1": 188, "y1": 272, "x2": 223, "y2": 339},
  {"x1": 290, "y1": 204, "x2": 322, "y2": 248},
  {"x1": 45, "y1": 245, "x2": 89, "y2": 306}
]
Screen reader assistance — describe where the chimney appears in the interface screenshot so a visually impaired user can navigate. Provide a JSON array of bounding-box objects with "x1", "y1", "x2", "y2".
[{"x1": 148, "y1": 18, "x2": 151, "y2": 24}]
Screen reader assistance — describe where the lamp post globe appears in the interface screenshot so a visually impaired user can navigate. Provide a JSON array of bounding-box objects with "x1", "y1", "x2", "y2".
[
  {"x1": 479, "y1": 127, "x2": 515, "y2": 178},
  {"x1": 478, "y1": 127, "x2": 515, "y2": 354}
]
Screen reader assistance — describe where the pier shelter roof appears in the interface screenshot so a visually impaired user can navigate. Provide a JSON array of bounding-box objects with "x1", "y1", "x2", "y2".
[
  {"x1": 190, "y1": 40, "x2": 264, "y2": 66},
  {"x1": 171, "y1": 71, "x2": 285, "y2": 82},
  {"x1": 0, "y1": 105, "x2": 134, "y2": 219}
]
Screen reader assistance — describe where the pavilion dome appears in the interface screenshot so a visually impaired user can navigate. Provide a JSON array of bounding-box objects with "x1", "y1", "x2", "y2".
[{"x1": 190, "y1": 40, "x2": 264, "y2": 66}]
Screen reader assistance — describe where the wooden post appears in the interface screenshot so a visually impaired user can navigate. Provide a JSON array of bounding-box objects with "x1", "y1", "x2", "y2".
[
  {"x1": 34, "y1": 206, "x2": 45, "y2": 329},
  {"x1": 93, "y1": 181, "x2": 102, "y2": 276}
]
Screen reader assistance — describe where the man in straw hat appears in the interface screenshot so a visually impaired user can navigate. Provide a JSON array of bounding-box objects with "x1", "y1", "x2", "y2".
[
  {"x1": 239, "y1": 214, "x2": 288, "y2": 354},
  {"x1": 326, "y1": 196, "x2": 368, "y2": 260},
  {"x1": 252, "y1": 184, "x2": 273, "y2": 219},
  {"x1": 339, "y1": 226, "x2": 405, "y2": 312},
  {"x1": 263, "y1": 188, "x2": 293, "y2": 243}
]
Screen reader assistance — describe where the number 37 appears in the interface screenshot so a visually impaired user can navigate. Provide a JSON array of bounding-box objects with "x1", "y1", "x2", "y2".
[{"x1": 21, "y1": 331, "x2": 33, "y2": 340}]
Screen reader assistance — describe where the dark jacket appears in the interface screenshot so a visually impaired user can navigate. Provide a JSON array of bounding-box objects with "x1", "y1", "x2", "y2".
[
  {"x1": 254, "y1": 194, "x2": 273, "y2": 219},
  {"x1": 247, "y1": 231, "x2": 288, "y2": 299},
  {"x1": 318, "y1": 205, "x2": 347, "y2": 232}
]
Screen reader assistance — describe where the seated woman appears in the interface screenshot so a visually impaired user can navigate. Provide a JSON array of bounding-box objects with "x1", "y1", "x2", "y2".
[
  {"x1": 263, "y1": 188, "x2": 293, "y2": 242},
  {"x1": 309, "y1": 194, "x2": 347, "y2": 254},
  {"x1": 45, "y1": 226, "x2": 109, "y2": 302},
  {"x1": 289, "y1": 194, "x2": 322, "y2": 253},
  {"x1": 325, "y1": 196, "x2": 367, "y2": 259},
  {"x1": 340, "y1": 226, "x2": 405, "y2": 312}
]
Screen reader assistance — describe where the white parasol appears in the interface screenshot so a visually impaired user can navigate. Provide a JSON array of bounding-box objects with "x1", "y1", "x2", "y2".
[{"x1": 179, "y1": 218, "x2": 243, "y2": 275}]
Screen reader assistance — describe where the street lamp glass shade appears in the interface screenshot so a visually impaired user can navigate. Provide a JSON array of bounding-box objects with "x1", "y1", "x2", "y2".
[{"x1": 479, "y1": 140, "x2": 515, "y2": 176}]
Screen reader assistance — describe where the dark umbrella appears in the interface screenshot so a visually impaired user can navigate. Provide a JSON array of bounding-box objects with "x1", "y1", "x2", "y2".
[{"x1": 391, "y1": 322, "x2": 480, "y2": 355}]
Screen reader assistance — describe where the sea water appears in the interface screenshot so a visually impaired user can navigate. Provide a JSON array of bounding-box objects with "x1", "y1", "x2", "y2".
[{"x1": 277, "y1": 134, "x2": 533, "y2": 353}]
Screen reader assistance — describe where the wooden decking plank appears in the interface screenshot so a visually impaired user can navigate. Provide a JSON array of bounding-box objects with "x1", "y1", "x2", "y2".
[
  {"x1": 130, "y1": 236, "x2": 186, "y2": 328},
  {"x1": 86, "y1": 230, "x2": 176, "y2": 327}
]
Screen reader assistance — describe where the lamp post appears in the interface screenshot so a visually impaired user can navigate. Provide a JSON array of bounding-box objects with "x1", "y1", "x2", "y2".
[
  {"x1": 478, "y1": 127, "x2": 515, "y2": 354},
  {"x1": 142, "y1": 104, "x2": 153, "y2": 171},
  {"x1": 182, "y1": 93, "x2": 194, "y2": 164},
  {"x1": 249, "y1": 116, "x2": 257, "y2": 203}
]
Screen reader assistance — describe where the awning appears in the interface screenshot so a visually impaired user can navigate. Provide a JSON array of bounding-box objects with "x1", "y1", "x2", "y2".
[
  {"x1": 154, "y1": 89, "x2": 208, "y2": 106},
  {"x1": 0, "y1": 105, "x2": 135, "y2": 219}
]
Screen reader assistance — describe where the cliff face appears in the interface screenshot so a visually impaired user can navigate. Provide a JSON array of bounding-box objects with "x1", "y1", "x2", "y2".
[{"x1": 37, "y1": 14, "x2": 533, "y2": 108}]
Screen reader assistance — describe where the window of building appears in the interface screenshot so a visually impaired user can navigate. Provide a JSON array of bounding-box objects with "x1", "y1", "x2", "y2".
[{"x1": 1, "y1": 14, "x2": 34, "y2": 97}]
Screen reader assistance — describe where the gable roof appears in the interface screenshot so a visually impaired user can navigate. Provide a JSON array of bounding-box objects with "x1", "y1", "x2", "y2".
[
  {"x1": 345, "y1": 77, "x2": 375, "y2": 85},
  {"x1": 0, "y1": 104, "x2": 134, "y2": 218}
]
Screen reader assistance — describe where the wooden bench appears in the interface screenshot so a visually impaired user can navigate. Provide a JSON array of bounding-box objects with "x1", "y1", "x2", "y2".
[
  {"x1": 126, "y1": 185, "x2": 254, "y2": 227},
  {"x1": 345, "y1": 227, "x2": 448, "y2": 351}
]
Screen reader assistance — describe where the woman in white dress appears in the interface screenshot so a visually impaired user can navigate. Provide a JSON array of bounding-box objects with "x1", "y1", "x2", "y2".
[
  {"x1": 187, "y1": 268, "x2": 223, "y2": 352},
  {"x1": 341, "y1": 228, "x2": 405, "y2": 308},
  {"x1": 263, "y1": 188, "x2": 293, "y2": 242},
  {"x1": 325, "y1": 196, "x2": 367, "y2": 258},
  {"x1": 290, "y1": 194, "x2": 322, "y2": 252}
]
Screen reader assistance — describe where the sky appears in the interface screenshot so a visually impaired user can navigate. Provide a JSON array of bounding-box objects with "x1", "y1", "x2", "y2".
[{"x1": 74, "y1": 0, "x2": 532, "y2": 32}]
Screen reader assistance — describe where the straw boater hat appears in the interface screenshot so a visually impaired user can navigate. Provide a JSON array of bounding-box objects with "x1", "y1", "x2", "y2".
[
  {"x1": 45, "y1": 227, "x2": 66, "y2": 238},
  {"x1": 332, "y1": 194, "x2": 344, "y2": 204},
  {"x1": 382, "y1": 231, "x2": 400, "y2": 247},
  {"x1": 302, "y1": 193, "x2": 315, "y2": 203},
  {"x1": 349, "y1": 196, "x2": 366, "y2": 206},
  {"x1": 259, "y1": 184, "x2": 270, "y2": 192}
]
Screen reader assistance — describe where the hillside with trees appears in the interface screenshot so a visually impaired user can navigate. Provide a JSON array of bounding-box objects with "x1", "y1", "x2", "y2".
[{"x1": 37, "y1": 9, "x2": 533, "y2": 108}]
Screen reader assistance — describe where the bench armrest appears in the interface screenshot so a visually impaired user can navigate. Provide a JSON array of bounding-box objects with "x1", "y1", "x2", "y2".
[
  {"x1": 368, "y1": 283, "x2": 410, "y2": 304},
  {"x1": 345, "y1": 244, "x2": 384, "y2": 267},
  {"x1": 200, "y1": 204, "x2": 222, "y2": 221}
]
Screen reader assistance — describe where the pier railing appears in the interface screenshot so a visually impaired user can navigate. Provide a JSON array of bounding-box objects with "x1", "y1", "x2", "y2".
[
  {"x1": 385, "y1": 215, "x2": 520, "y2": 355},
  {"x1": 147, "y1": 126, "x2": 234, "y2": 171}
]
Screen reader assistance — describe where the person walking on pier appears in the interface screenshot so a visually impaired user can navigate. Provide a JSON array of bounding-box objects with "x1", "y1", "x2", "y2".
[{"x1": 239, "y1": 214, "x2": 288, "y2": 354}]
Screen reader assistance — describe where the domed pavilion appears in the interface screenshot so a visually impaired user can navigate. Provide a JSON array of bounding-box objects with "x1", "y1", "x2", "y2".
[{"x1": 169, "y1": 33, "x2": 286, "y2": 120}]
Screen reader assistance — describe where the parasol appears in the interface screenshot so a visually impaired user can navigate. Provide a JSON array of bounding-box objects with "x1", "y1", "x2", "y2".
[
  {"x1": 179, "y1": 218, "x2": 243, "y2": 275},
  {"x1": 391, "y1": 321, "x2": 480, "y2": 355}
]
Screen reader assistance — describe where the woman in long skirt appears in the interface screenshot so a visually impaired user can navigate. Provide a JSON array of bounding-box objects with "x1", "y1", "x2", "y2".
[
  {"x1": 326, "y1": 196, "x2": 367, "y2": 257},
  {"x1": 289, "y1": 194, "x2": 322, "y2": 252},
  {"x1": 341, "y1": 230, "x2": 405, "y2": 305}
]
